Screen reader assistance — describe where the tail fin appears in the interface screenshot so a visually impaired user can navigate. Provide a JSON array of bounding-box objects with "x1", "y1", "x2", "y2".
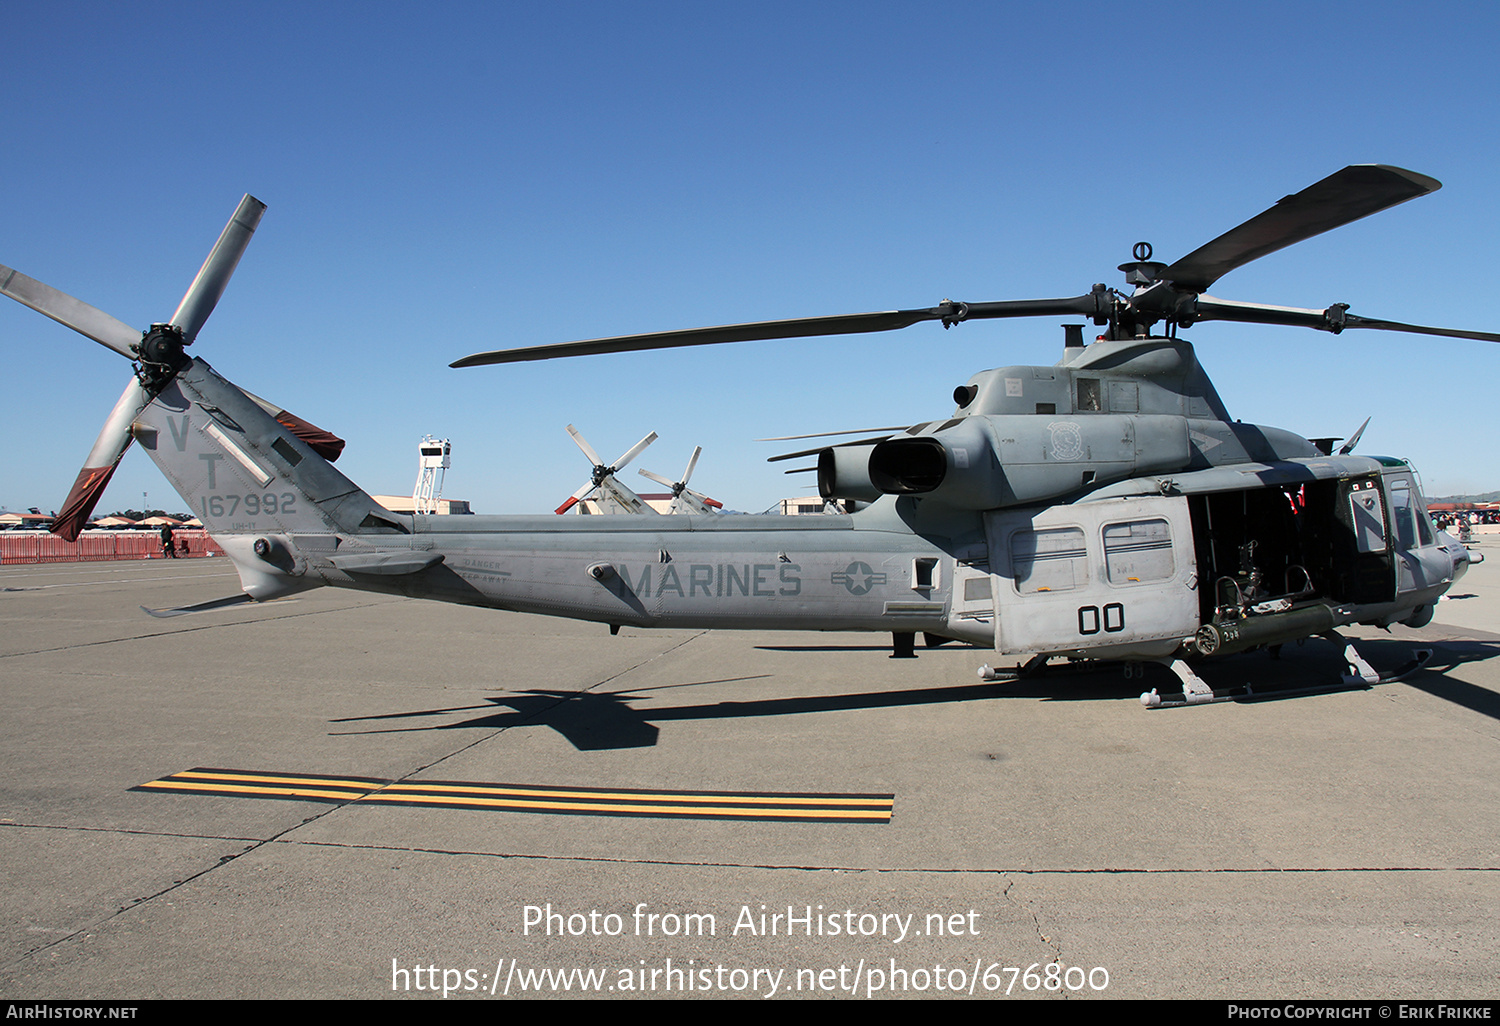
[{"x1": 134, "y1": 356, "x2": 405, "y2": 598}]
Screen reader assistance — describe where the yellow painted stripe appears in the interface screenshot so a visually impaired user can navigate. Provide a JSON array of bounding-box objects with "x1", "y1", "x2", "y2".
[
  {"x1": 375, "y1": 782, "x2": 888, "y2": 807},
  {"x1": 355, "y1": 792, "x2": 889, "y2": 819},
  {"x1": 135, "y1": 768, "x2": 893, "y2": 822},
  {"x1": 171, "y1": 770, "x2": 382, "y2": 791},
  {"x1": 137, "y1": 780, "x2": 370, "y2": 801}
]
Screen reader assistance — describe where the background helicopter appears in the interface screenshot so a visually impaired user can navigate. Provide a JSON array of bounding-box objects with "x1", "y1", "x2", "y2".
[
  {"x1": 555, "y1": 424, "x2": 659, "y2": 514},
  {"x1": 639, "y1": 446, "x2": 723, "y2": 515},
  {"x1": 1, "y1": 165, "x2": 1494, "y2": 705},
  {"x1": 554, "y1": 427, "x2": 723, "y2": 514}
]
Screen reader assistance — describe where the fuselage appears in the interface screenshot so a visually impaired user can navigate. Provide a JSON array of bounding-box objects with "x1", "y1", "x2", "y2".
[{"x1": 138, "y1": 355, "x2": 1467, "y2": 667}]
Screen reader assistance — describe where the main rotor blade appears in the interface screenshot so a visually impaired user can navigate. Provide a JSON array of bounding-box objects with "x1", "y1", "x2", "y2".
[
  {"x1": 1334, "y1": 314, "x2": 1500, "y2": 344},
  {"x1": 768, "y1": 434, "x2": 893, "y2": 463},
  {"x1": 1164, "y1": 165, "x2": 1441, "y2": 293},
  {"x1": 757, "y1": 426, "x2": 911, "y2": 441},
  {"x1": 0, "y1": 263, "x2": 140, "y2": 357},
  {"x1": 454, "y1": 310, "x2": 940, "y2": 366},
  {"x1": 638, "y1": 468, "x2": 676, "y2": 488},
  {"x1": 170, "y1": 194, "x2": 266, "y2": 343},
  {"x1": 452, "y1": 297, "x2": 1103, "y2": 367},
  {"x1": 52, "y1": 377, "x2": 151, "y2": 541},
  {"x1": 1193, "y1": 295, "x2": 1500, "y2": 342}
]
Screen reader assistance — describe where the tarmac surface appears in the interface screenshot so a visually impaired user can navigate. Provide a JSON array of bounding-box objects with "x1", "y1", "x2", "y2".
[{"x1": 1, "y1": 544, "x2": 1497, "y2": 1000}]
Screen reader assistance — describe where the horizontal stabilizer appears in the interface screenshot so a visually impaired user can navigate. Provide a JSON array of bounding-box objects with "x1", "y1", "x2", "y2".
[{"x1": 328, "y1": 551, "x2": 445, "y2": 575}]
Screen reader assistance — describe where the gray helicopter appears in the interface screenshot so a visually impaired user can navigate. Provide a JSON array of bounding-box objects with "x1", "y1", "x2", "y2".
[{"x1": 2, "y1": 165, "x2": 1491, "y2": 706}]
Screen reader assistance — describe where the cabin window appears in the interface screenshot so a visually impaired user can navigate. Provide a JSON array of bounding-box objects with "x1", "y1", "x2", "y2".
[
  {"x1": 1011, "y1": 526, "x2": 1087, "y2": 594},
  {"x1": 1102, "y1": 518, "x2": 1174, "y2": 584},
  {"x1": 1349, "y1": 486, "x2": 1387, "y2": 554},
  {"x1": 1076, "y1": 378, "x2": 1101, "y2": 412},
  {"x1": 963, "y1": 576, "x2": 992, "y2": 602}
]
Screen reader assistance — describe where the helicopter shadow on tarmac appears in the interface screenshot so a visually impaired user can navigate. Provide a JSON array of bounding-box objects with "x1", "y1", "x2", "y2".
[
  {"x1": 327, "y1": 636, "x2": 1500, "y2": 750},
  {"x1": 1394, "y1": 639, "x2": 1500, "y2": 720}
]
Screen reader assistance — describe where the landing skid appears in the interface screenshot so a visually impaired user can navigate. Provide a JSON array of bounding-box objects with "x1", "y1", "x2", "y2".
[
  {"x1": 1140, "y1": 639, "x2": 1433, "y2": 709},
  {"x1": 977, "y1": 653, "x2": 1054, "y2": 682},
  {"x1": 979, "y1": 652, "x2": 1172, "y2": 683}
]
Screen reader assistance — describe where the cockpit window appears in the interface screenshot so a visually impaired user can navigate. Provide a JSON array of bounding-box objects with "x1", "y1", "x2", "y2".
[{"x1": 1388, "y1": 476, "x2": 1434, "y2": 549}]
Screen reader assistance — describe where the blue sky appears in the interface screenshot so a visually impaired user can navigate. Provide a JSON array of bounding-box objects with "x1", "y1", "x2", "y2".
[{"x1": 4, "y1": 1, "x2": 1500, "y2": 515}]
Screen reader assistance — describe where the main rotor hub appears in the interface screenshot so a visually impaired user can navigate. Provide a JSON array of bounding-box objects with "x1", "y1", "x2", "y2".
[{"x1": 1119, "y1": 243, "x2": 1171, "y2": 288}]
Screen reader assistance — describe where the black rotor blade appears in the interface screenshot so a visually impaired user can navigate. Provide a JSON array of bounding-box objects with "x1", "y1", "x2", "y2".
[
  {"x1": 1338, "y1": 312, "x2": 1500, "y2": 345},
  {"x1": 767, "y1": 435, "x2": 894, "y2": 464},
  {"x1": 1163, "y1": 165, "x2": 1441, "y2": 293},
  {"x1": 757, "y1": 425, "x2": 912, "y2": 441},
  {"x1": 451, "y1": 296, "x2": 1102, "y2": 368},
  {"x1": 1338, "y1": 314, "x2": 1500, "y2": 343},
  {"x1": 454, "y1": 310, "x2": 941, "y2": 367},
  {"x1": 1192, "y1": 295, "x2": 1500, "y2": 343}
]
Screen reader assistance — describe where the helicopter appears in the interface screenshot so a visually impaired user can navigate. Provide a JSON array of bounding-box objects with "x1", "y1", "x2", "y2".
[
  {"x1": 1, "y1": 165, "x2": 1492, "y2": 707},
  {"x1": 555, "y1": 424, "x2": 660, "y2": 515},
  {"x1": 639, "y1": 446, "x2": 723, "y2": 516}
]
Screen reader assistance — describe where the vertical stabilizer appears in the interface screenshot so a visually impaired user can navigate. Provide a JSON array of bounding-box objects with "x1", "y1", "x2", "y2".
[{"x1": 133, "y1": 357, "x2": 401, "y2": 598}]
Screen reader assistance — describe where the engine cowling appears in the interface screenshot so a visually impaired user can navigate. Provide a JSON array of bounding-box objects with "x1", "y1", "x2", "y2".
[
  {"x1": 816, "y1": 445, "x2": 882, "y2": 502},
  {"x1": 847, "y1": 414, "x2": 1192, "y2": 510}
]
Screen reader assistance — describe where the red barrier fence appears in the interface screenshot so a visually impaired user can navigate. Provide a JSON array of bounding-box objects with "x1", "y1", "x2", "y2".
[{"x1": 0, "y1": 530, "x2": 222, "y2": 564}]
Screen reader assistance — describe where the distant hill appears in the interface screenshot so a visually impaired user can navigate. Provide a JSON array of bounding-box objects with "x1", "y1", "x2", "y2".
[{"x1": 1431, "y1": 491, "x2": 1500, "y2": 504}]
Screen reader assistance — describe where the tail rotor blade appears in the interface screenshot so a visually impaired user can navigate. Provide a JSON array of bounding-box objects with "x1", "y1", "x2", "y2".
[
  {"x1": 556, "y1": 480, "x2": 596, "y2": 515},
  {"x1": 565, "y1": 424, "x2": 605, "y2": 466},
  {"x1": 169, "y1": 195, "x2": 266, "y2": 342},
  {"x1": 240, "y1": 388, "x2": 347, "y2": 462},
  {"x1": 1339, "y1": 417, "x2": 1371, "y2": 456},
  {"x1": 680, "y1": 446, "x2": 701, "y2": 487},
  {"x1": 0, "y1": 263, "x2": 140, "y2": 357},
  {"x1": 52, "y1": 378, "x2": 151, "y2": 541},
  {"x1": 684, "y1": 487, "x2": 722, "y2": 511},
  {"x1": 614, "y1": 431, "x2": 658, "y2": 471}
]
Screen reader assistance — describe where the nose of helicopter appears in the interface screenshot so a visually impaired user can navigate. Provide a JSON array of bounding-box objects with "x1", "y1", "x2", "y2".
[{"x1": 1438, "y1": 529, "x2": 1483, "y2": 583}]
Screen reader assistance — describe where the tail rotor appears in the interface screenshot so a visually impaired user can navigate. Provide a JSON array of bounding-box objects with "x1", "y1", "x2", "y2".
[{"x1": 1, "y1": 195, "x2": 266, "y2": 538}]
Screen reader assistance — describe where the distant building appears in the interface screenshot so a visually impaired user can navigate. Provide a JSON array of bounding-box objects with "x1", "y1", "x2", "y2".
[
  {"x1": 778, "y1": 495, "x2": 858, "y2": 515},
  {"x1": 373, "y1": 495, "x2": 472, "y2": 515},
  {"x1": 0, "y1": 511, "x2": 54, "y2": 529}
]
